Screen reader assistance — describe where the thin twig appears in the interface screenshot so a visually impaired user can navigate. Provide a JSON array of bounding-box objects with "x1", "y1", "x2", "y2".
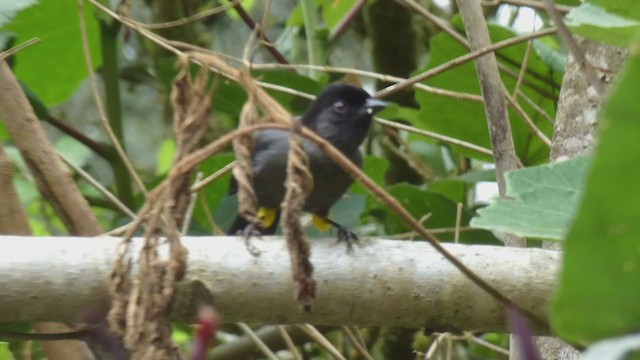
[
  {"x1": 0, "y1": 38, "x2": 40, "y2": 62},
  {"x1": 237, "y1": 323, "x2": 279, "y2": 360},
  {"x1": 181, "y1": 172, "x2": 202, "y2": 235},
  {"x1": 504, "y1": 92, "x2": 552, "y2": 147},
  {"x1": 190, "y1": 160, "x2": 236, "y2": 193},
  {"x1": 375, "y1": 27, "x2": 557, "y2": 98},
  {"x1": 513, "y1": 40, "x2": 534, "y2": 97},
  {"x1": 375, "y1": 118, "x2": 495, "y2": 157},
  {"x1": 297, "y1": 324, "x2": 346, "y2": 360},
  {"x1": 251, "y1": 63, "x2": 484, "y2": 101},
  {"x1": 276, "y1": 325, "x2": 303, "y2": 360},
  {"x1": 120, "y1": 0, "x2": 240, "y2": 29},
  {"x1": 227, "y1": 0, "x2": 289, "y2": 64},
  {"x1": 59, "y1": 154, "x2": 136, "y2": 219},
  {"x1": 455, "y1": 203, "x2": 463, "y2": 244},
  {"x1": 481, "y1": 0, "x2": 573, "y2": 13},
  {"x1": 77, "y1": 0, "x2": 147, "y2": 196},
  {"x1": 44, "y1": 116, "x2": 111, "y2": 159},
  {"x1": 464, "y1": 332, "x2": 510, "y2": 356},
  {"x1": 516, "y1": 89, "x2": 555, "y2": 125},
  {"x1": 342, "y1": 326, "x2": 375, "y2": 360},
  {"x1": 542, "y1": 0, "x2": 604, "y2": 95},
  {"x1": 330, "y1": 0, "x2": 367, "y2": 40}
]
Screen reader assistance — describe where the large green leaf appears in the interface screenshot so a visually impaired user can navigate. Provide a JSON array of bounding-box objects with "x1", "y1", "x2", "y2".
[
  {"x1": 0, "y1": 342, "x2": 13, "y2": 360},
  {"x1": 0, "y1": 0, "x2": 38, "y2": 27},
  {"x1": 587, "y1": 0, "x2": 640, "y2": 21},
  {"x1": 566, "y1": 3, "x2": 640, "y2": 48},
  {"x1": 551, "y1": 37, "x2": 640, "y2": 344},
  {"x1": 366, "y1": 183, "x2": 499, "y2": 244},
  {"x1": 2, "y1": 0, "x2": 101, "y2": 105},
  {"x1": 192, "y1": 153, "x2": 235, "y2": 234},
  {"x1": 321, "y1": 0, "x2": 359, "y2": 33},
  {"x1": 415, "y1": 21, "x2": 557, "y2": 165},
  {"x1": 470, "y1": 156, "x2": 590, "y2": 240}
]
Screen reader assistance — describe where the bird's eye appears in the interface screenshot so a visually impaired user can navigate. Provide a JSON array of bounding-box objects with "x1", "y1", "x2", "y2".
[{"x1": 333, "y1": 101, "x2": 348, "y2": 114}]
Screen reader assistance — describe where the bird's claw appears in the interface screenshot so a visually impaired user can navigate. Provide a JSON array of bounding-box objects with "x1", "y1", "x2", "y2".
[
  {"x1": 236, "y1": 223, "x2": 262, "y2": 257},
  {"x1": 336, "y1": 226, "x2": 359, "y2": 253}
]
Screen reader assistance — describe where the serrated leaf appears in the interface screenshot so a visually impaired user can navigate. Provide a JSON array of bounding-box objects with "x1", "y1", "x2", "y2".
[{"x1": 470, "y1": 156, "x2": 590, "y2": 240}]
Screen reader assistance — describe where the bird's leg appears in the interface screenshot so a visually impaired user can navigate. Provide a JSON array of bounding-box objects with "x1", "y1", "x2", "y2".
[
  {"x1": 324, "y1": 218, "x2": 359, "y2": 253},
  {"x1": 237, "y1": 223, "x2": 262, "y2": 256}
]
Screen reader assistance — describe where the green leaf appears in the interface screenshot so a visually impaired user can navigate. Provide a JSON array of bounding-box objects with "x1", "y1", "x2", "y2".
[
  {"x1": 156, "y1": 138, "x2": 176, "y2": 176},
  {"x1": 533, "y1": 40, "x2": 567, "y2": 73},
  {"x1": 366, "y1": 183, "x2": 498, "y2": 244},
  {"x1": 255, "y1": 70, "x2": 323, "y2": 114},
  {"x1": 551, "y1": 38, "x2": 640, "y2": 344},
  {"x1": 0, "y1": 0, "x2": 38, "y2": 28},
  {"x1": 55, "y1": 136, "x2": 92, "y2": 168},
  {"x1": 427, "y1": 179, "x2": 472, "y2": 205},
  {"x1": 352, "y1": 156, "x2": 389, "y2": 195},
  {"x1": 566, "y1": 3, "x2": 640, "y2": 48},
  {"x1": 321, "y1": 0, "x2": 358, "y2": 32},
  {"x1": 415, "y1": 21, "x2": 556, "y2": 165},
  {"x1": 193, "y1": 153, "x2": 235, "y2": 233},
  {"x1": 2, "y1": 0, "x2": 101, "y2": 105},
  {"x1": 587, "y1": 0, "x2": 640, "y2": 22},
  {"x1": 581, "y1": 334, "x2": 640, "y2": 360},
  {"x1": 470, "y1": 156, "x2": 590, "y2": 240},
  {"x1": 0, "y1": 123, "x2": 8, "y2": 141},
  {"x1": 0, "y1": 342, "x2": 14, "y2": 360}
]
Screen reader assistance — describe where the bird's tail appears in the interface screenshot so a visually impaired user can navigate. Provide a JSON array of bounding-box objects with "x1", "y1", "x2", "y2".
[{"x1": 227, "y1": 211, "x2": 281, "y2": 235}]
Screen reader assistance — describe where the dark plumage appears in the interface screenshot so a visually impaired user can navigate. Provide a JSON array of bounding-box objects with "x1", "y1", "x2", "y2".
[{"x1": 228, "y1": 83, "x2": 387, "y2": 236}]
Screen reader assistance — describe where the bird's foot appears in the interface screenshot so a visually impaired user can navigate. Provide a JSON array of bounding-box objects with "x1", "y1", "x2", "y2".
[
  {"x1": 336, "y1": 226, "x2": 359, "y2": 253},
  {"x1": 236, "y1": 223, "x2": 262, "y2": 257}
]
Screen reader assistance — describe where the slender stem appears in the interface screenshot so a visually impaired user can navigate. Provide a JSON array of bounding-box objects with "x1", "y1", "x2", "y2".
[
  {"x1": 97, "y1": 2, "x2": 135, "y2": 207},
  {"x1": 227, "y1": 0, "x2": 289, "y2": 64},
  {"x1": 455, "y1": 0, "x2": 524, "y2": 248},
  {"x1": 300, "y1": 0, "x2": 326, "y2": 79}
]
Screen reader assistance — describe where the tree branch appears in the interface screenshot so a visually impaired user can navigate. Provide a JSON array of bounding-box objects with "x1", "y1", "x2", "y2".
[
  {"x1": 0, "y1": 61, "x2": 102, "y2": 236},
  {"x1": 455, "y1": 1, "x2": 524, "y2": 248},
  {"x1": 0, "y1": 236, "x2": 559, "y2": 333}
]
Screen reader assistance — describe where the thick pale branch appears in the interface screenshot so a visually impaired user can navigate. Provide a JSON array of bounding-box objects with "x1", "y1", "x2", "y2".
[{"x1": 0, "y1": 236, "x2": 559, "y2": 333}]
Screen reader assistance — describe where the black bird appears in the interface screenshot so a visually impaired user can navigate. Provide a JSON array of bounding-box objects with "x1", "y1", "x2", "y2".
[{"x1": 227, "y1": 83, "x2": 388, "y2": 242}]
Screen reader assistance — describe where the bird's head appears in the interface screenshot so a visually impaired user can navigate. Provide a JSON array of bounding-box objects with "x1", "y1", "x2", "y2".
[{"x1": 301, "y1": 84, "x2": 388, "y2": 153}]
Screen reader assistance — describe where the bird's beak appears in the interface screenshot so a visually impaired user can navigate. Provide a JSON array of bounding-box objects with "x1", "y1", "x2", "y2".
[{"x1": 364, "y1": 98, "x2": 388, "y2": 115}]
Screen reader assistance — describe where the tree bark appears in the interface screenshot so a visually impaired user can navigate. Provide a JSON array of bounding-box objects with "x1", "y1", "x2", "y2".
[{"x1": 0, "y1": 236, "x2": 560, "y2": 332}]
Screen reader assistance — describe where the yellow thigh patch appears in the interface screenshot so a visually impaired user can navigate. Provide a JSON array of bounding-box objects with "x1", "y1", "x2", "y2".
[
  {"x1": 311, "y1": 214, "x2": 332, "y2": 232},
  {"x1": 258, "y1": 207, "x2": 278, "y2": 228}
]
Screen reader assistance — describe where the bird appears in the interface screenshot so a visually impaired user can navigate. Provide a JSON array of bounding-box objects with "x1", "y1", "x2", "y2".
[{"x1": 227, "y1": 83, "x2": 388, "y2": 245}]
